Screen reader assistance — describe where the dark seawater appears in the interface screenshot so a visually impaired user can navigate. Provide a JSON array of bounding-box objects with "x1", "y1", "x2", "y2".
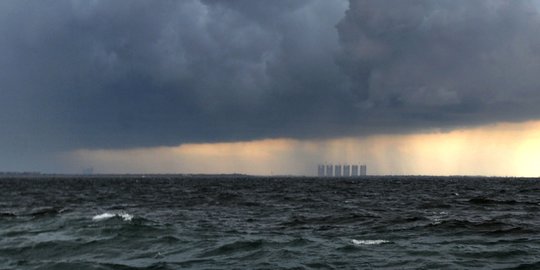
[{"x1": 1, "y1": 176, "x2": 540, "y2": 269}]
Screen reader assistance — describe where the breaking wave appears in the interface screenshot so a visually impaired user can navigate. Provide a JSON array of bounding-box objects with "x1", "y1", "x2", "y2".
[
  {"x1": 92, "y1": 212, "x2": 133, "y2": 222},
  {"x1": 1, "y1": 176, "x2": 540, "y2": 269},
  {"x1": 351, "y1": 239, "x2": 390, "y2": 245}
]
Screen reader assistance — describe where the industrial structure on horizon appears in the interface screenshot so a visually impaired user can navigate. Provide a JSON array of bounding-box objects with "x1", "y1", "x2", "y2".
[{"x1": 317, "y1": 164, "x2": 367, "y2": 177}]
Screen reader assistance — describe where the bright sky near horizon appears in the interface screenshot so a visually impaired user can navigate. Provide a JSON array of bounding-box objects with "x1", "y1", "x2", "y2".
[{"x1": 68, "y1": 120, "x2": 540, "y2": 177}]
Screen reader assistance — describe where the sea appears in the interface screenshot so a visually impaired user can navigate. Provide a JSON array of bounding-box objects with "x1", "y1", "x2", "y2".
[{"x1": 1, "y1": 176, "x2": 539, "y2": 269}]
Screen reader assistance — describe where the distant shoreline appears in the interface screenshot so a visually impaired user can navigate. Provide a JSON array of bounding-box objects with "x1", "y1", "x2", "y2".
[{"x1": 0, "y1": 173, "x2": 538, "y2": 179}]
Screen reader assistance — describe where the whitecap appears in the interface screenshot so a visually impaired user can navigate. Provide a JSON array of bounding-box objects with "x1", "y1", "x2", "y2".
[
  {"x1": 92, "y1": 212, "x2": 115, "y2": 221},
  {"x1": 118, "y1": 212, "x2": 133, "y2": 221},
  {"x1": 351, "y1": 239, "x2": 389, "y2": 245},
  {"x1": 428, "y1": 211, "x2": 448, "y2": 225},
  {"x1": 92, "y1": 212, "x2": 133, "y2": 222},
  {"x1": 430, "y1": 218, "x2": 442, "y2": 225}
]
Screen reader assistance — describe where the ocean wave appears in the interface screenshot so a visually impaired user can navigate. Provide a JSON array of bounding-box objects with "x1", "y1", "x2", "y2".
[
  {"x1": 280, "y1": 212, "x2": 379, "y2": 228},
  {"x1": 351, "y1": 239, "x2": 390, "y2": 245},
  {"x1": 92, "y1": 212, "x2": 133, "y2": 222},
  {"x1": 0, "y1": 212, "x2": 16, "y2": 218},
  {"x1": 425, "y1": 218, "x2": 522, "y2": 233},
  {"x1": 467, "y1": 197, "x2": 539, "y2": 206},
  {"x1": 198, "y1": 239, "x2": 265, "y2": 257},
  {"x1": 2, "y1": 176, "x2": 540, "y2": 269},
  {"x1": 30, "y1": 207, "x2": 65, "y2": 217}
]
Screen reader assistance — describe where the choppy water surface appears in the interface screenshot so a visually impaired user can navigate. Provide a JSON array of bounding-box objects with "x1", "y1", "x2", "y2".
[{"x1": 1, "y1": 176, "x2": 540, "y2": 269}]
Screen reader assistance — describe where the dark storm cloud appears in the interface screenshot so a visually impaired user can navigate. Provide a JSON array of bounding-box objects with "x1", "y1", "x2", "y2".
[
  {"x1": 0, "y1": 0, "x2": 348, "y2": 155},
  {"x1": 337, "y1": 0, "x2": 540, "y2": 126},
  {"x1": 2, "y1": 0, "x2": 540, "y2": 158}
]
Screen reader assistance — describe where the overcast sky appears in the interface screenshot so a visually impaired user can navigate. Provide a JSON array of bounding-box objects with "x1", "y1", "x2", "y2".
[{"x1": 2, "y1": 0, "x2": 540, "y2": 174}]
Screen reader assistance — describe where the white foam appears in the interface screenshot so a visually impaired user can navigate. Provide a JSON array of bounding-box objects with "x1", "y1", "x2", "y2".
[
  {"x1": 428, "y1": 211, "x2": 448, "y2": 225},
  {"x1": 352, "y1": 239, "x2": 389, "y2": 245},
  {"x1": 430, "y1": 218, "x2": 442, "y2": 225},
  {"x1": 92, "y1": 212, "x2": 115, "y2": 221},
  {"x1": 118, "y1": 212, "x2": 133, "y2": 221},
  {"x1": 92, "y1": 212, "x2": 133, "y2": 222}
]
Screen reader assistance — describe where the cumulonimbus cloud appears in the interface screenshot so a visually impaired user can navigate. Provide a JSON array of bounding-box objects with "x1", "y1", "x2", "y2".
[
  {"x1": 337, "y1": 0, "x2": 540, "y2": 125},
  {"x1": 1, "y1": 0, "x2": 540, "y2": 156}
]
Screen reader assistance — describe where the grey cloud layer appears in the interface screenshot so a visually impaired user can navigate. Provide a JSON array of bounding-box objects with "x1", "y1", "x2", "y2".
[
  {"x1": 337, "y1": 0, "x2": 540, "y2": 125},
  {"x1": 2, "y1": 0, "x2": 540, "y2": 155}
]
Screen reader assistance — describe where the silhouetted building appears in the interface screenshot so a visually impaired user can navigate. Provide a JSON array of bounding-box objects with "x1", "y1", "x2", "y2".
[
  {"x1": 326, "y1": 165, "x2": 333, "y2": 177},
  {"x1": 83, "y1": 167, "x2": 94, "y2": 175},
  {"x1": 360, "y1": 165, "x2": 367, "y2": 176},
  {"x1": 343, "y1": 165, "x2": 350, "y2": 177},
  {"x1": 318, "y1": 163, "x2": 366, "y2": 177},
  {"x1": 317, "y1": 165, "x2": 325, "y2": 177},
  {"x1": 335, "y1": 165, "x2": 342, "y2": 177},
  {"x1": 351, "y1": 165, "x2": 359, "y2": 176}
]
